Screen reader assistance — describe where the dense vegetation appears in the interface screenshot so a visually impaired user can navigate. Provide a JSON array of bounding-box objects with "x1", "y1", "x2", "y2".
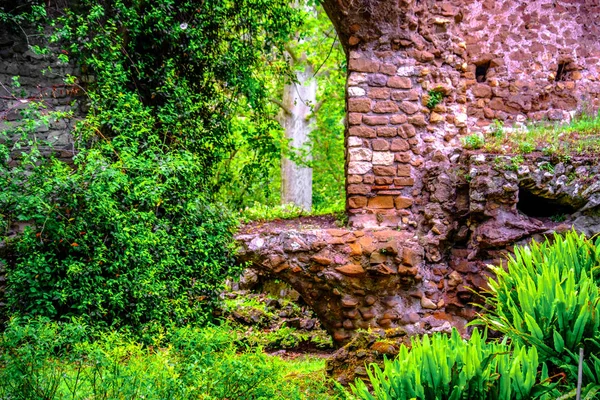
[{"x1": 352, "y1": 232, "x2": 600, "y2": 399}]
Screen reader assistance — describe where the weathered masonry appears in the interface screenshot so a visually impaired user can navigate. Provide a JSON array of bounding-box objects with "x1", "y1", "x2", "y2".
[{"x1": 237, "y1": 0, "x2": 600, "y2": 345}]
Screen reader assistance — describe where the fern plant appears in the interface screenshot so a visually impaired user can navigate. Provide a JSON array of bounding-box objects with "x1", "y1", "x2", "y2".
[{"x1": 351, "y1": 328, "x2": 554, "y2": 400}]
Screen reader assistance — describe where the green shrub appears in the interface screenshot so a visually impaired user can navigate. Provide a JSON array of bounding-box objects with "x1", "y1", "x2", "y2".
[{"x1": 351, "y1": 328, "x2": 553, "y2": 400}]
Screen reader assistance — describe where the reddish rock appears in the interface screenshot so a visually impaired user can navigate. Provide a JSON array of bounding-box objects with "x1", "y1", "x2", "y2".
[
  {"x1": 363, "y1": 115, "x2": 389, "y2": 125},
  {"x1": 368, "y1": 196, "x2": 395, "y2": 209},
  {"x1": 368, "y1": 87, "x2": 391, "y2": 99},
  {"x1": 397, "y1": 165, "x2": 411, "y2": 177},
  {"x1": 335, "y1": 264, "x2": 366, "y2": 276},
  {"x1": 391, "y1": 138, "x2": 409, "y2": 151},
  {"x1": 388, "y1": 76, "x2": 412, "y2": 89},
  {"x1": 395, "y1": 196, "x2": 413, "y2": 209},
  {"x1": 348, "y1": 98, "x2": 372, "y2": 112},
  {"x1": 377, "y1": 126, "x2": 397, "y2": 137},
  {"x1": 348, "y1": 58, "x2": 380, "y2": 73},
  {"x1": 373, "y1": 101, "x2": 399, "y2": 113},
  {"x1": 349, "y1": 126, "x2": 376, "y2": 138},
  {"x1": 348, "y1": 196, "x2": 368, "y2": 208},
  {"x1": 347, "y1": 184, "x2": 371, "y2": 195},
  {"x1": 372, "y1": 139, "x2": 390, "y2": 151}
]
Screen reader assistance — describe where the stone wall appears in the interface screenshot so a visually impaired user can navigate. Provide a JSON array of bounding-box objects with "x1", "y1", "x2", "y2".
[
  {"x1": 341, "y1": 0, "x2": 600, "y2": 227},
  {"x1": 0, "y1": 25, "x2": 80, "y2": 165},
  {"x1": 237, "y1": 154, "x2": 600, "y2": 345}
]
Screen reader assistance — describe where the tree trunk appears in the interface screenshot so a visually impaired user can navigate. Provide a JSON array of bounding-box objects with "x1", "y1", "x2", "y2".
[{"x1": 280, "y1": 55, "x2": 316, "y2": 211}]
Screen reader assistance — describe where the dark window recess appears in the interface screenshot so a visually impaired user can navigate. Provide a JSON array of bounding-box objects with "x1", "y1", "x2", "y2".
[
  {"x1": 517, "y1": 187, "x2": 577, "y2": 218},
  {"x1": 476, "y1": 61, "x2": 490, "y2": 82},
  {"x1": 555, "y1": 62, "x2": 568, "y2": 81}
]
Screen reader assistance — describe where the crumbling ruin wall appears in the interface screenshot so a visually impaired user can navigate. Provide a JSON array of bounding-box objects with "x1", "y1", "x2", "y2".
[
  {"x1": 0, "y1": 26, "x2": 80, "y2": 165},
  {"x1": 334, "y1": 0, "x2": 600, "y2": 227},
  {"x1": 238, "y1": 0, "x2": 600, "y2": 347}
]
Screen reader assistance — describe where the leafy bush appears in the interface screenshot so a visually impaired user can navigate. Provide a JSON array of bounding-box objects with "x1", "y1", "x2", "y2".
[
  {"x1": 351, "y1": 328, "x2": 553, "y2": 400},
  {"x1": 1, "y1": 0, "x2": 301, "y2": 332},
  {"x1": 426, "y1": 89, "x2": 445, "y2": 109}
]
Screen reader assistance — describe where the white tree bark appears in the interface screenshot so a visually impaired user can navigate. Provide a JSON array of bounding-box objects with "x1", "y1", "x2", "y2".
[{"x1": 280, "y1": 56, "x2": 316, "y2": 211}]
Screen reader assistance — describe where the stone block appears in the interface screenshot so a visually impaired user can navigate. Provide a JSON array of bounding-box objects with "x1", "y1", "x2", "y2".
[
  {"x1": 348, "y1": 196, "x2": 368, "y2": 208},
  {"x1": 368, "y1": 196, "x2": 395, "y2": 209},
  {"x1": 348, "y1": 112, "x2": 362, "y2": 125},
  {"x1": 399, "y1": 101, "x2": 420, "y2": 114},
  {"x1": 395, "y1": 196, "x2": 413, "y2": 209},
  {"x1": 372, "y1": 152, "x2": 395, "y2": 165},
  {"x1": 347, "y1": 184, "x2": 371, "y2": 195},
  {"x1": 348, "y1": 98, "x2": 372, "y2": 113},
  {"x1": 391, "y1": 138, "x2": 409, "y2": 151},
  {"x1": 363, "y1": 115, "x2": 389, "y2": 125},
  {"x1": 373, "y1": 101, "x2": 399, "y2": 113},
  {"x1": 394, "y1": 177, "x2": 415, "y2": 186},
  {"x1": 372, "y1": 139, "x2": 390, "y2": 151},
  {"x1": 348, "y1": 86, "x2": 366, "y2": 97},
  {"x1": 387, "y1": 76, "x2": 412, "y2": 89},
  {"x1": 373, "y1": 165, "x2": 396, "y2": 176},
  {"x1": 348, "y1": 161, "x2": 372, "y2": 174},
  {"x1": 349, "y1": 126, "x2": 376, "y2": 138},
  {"x1": 349, "y1": 147, "x2": 373, "y2": 161},
  {"x1": 368, "y1": 87, "x2": 391, "y2": 99},
  {"x1": 347, "y1": 136, "x2": 363, "y2": 147},
  {"x1": 348, "y1": 58, "x2": 380, "y2": 73},
  {"x1": 377, "y1": 126, "x2": 397, "y2": 137},
  {"x1": 335, "y1": 264, "x2": 366, "y2": 276},
  {"x1": 397, "y1": 164, "x2": 411, "y2": 177},
  {"x1": 398, "y1": 124, "x2": 416, "y2": 138}
]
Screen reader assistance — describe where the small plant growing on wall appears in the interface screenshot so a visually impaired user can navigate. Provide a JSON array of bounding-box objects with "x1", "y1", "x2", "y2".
[
  {"x1": 461, "y1": 133, "x2": 485, "y2": 150},
  {"x1": 426, "y1": 89, "x2": 445, "y2": 109}
]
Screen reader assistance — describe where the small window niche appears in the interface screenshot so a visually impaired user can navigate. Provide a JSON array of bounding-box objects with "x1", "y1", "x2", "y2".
[
  {"x1": 475, "y1": 61, "x2": 491, "y2": 83},
  {"x1": 555, "y1": 61, "x2": 569, "y2": 82}
]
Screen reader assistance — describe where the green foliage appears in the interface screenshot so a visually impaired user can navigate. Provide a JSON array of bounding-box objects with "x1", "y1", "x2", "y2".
[
  {"x1": 518, "y1": 141, "x2": 535, "y2": 154},
  {"x1": 426, "y1": 89, "x2": 445, "y2": 109},
  {"x1": 477, "y1": 231, "x2": 600, "y2": 385},
  {"x1": 351, "y1": 328, "x2": 553, "y2": 400},
  {"x1": 0, "y1": 318, "x2": 338, "y2": 399},
  {"x1": 461, "y1": 133, "x2": 485, "y2": 150},
  {"x1": 1, "y1": 0, "x2": 302, "y2": 332}
]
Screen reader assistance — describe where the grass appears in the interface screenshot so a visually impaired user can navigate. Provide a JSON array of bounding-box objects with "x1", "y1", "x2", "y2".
[
  {"x1": 0, "y1": 318, "x2": 340, "y2": 400},
  {"x1": 474, "y1": 110, "x2": 600, "y2": 156},
  {"x1": 238, "y1": 201, "x2": 347, "y2": 225}
]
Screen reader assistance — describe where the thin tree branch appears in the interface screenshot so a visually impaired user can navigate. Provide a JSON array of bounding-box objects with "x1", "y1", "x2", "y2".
[{"x1": 270, "y1": 97, "x2": 292, "y2": 116}]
